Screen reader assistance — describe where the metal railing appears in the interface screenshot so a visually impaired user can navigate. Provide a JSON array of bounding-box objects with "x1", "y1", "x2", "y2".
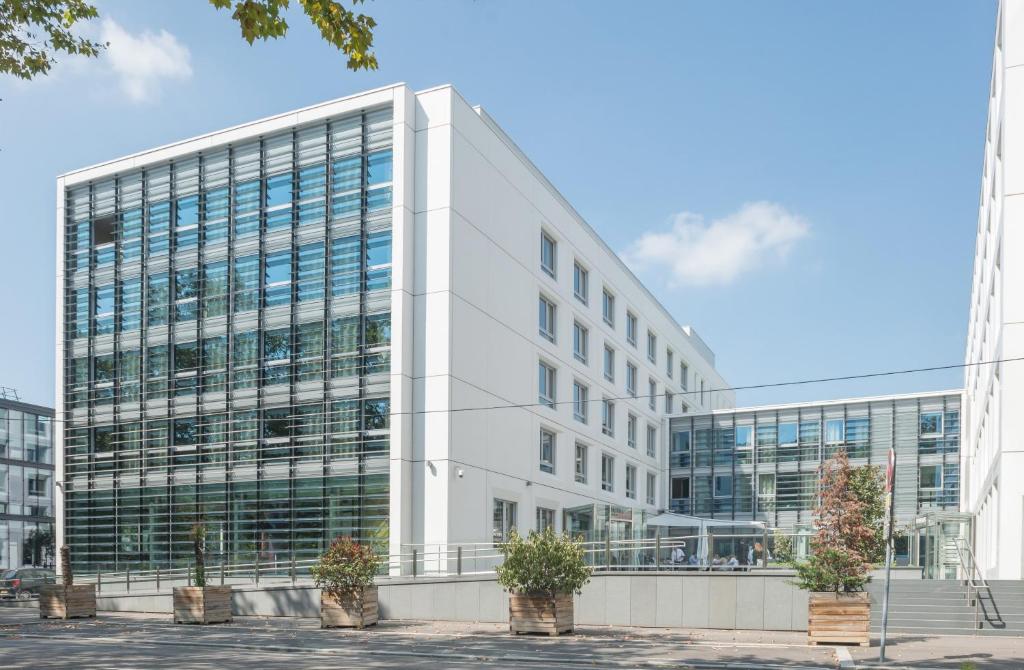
[
  {"x1": 66, "y1": 532, "x2": 806, "y2": 595},
  {"x1": 951, "y1": 536, "x2": 991, "y2": 630}
]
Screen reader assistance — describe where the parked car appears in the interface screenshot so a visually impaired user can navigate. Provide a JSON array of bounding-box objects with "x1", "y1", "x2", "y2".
[{"x1": 0, "y1": 568, "x2": 56, "y2": 599}]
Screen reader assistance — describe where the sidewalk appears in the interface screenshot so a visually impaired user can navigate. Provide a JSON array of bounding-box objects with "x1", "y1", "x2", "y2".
[{"x1": 1, "y1": 607, "x2": 1020, "y2": 669}]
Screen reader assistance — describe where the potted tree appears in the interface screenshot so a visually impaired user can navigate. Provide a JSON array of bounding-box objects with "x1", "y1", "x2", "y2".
[
  {"x1": 496, "y1": 527, "x2": 592, "y2": 636},
  {"x1": 795, "y1": 450, "x2": 883, "y2": 647},
  {"x1": 39, "y1": 545, "x2": 96, "y2": 619},
  {"x1": 311, "y1": 536, "x2": 381, "y2": 629},
  {"x1": 173, "y1": 524, "x2": 232, "y2": 624}
]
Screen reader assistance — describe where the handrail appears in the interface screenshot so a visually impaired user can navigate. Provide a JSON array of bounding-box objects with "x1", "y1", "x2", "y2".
[{"x1": 951, "y1": 536, "x2": 989, "y2": 631}]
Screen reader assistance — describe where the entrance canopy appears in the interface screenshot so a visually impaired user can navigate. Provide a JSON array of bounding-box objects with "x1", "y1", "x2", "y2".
[{"x1": 646, "y1": 512, "x2": 766, "y2": 533}]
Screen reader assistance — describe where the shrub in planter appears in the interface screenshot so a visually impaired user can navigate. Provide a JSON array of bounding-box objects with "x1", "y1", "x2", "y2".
[
  {"x1": 311, "y1": 537, "x2": 381, "y2": 629},
  {"x1": 40, "y1": 545, "x2": 96, "y2": 620},
  {"x1": 794, "y1": 450, "x2": 880, "y2": 647},
  {"x1": 496, "y1": 527, "x2": 592, "y2": 636},
  {"x1": 174, "y1": 524, "x2": 232, "y2": 625}
]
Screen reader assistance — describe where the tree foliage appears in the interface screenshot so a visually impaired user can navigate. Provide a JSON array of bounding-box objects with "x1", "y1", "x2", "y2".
[
  {"x1": 0, "y1": 0, "x2": 105, "y2": 79},
  {"x1": 310, "y1": 536, "x2": 380, "y2": 599},
  {"x1": 496, "y1": 527, "x2": 592, "y2": 597},
  {"x1": 0, "y1": 0, "x2": 378, "y2": 81},
  {"x1": 793, "y1": 449, "x2": 884, "y2": 593},
  {"x1": 190, "y1": 523, "x2": 207, "y2": 588},
  {"x1": 209, "y1": 0, "x2": 377, "y2": 71}
]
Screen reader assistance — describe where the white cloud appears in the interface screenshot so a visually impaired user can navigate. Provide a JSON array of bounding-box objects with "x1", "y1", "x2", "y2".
[
  {"x1": 98, "y1": 18, "x2": 192, "y2": 103},
  {"x1": 622, "y1": 201, "x2": 810, "y2": 286}
]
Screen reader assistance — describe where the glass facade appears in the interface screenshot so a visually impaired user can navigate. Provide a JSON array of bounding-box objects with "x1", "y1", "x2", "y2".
[
  {"x1": 668, "y1": 393, "x2": 961, "y2": 531},
  {"x1": 1, "y1": 400, "x2": 55, "y2": 570},
  {"x1": 61, "y1": 108, "x2": 394, "y2": 573}
]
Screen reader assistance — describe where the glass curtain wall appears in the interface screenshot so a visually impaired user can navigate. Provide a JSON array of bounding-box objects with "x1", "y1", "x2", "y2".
[{"x1": 61, "y1": 108, "x2": 394, "y2": 573}]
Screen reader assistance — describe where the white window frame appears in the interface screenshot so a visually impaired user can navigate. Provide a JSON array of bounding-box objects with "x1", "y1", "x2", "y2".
[
  {"x1": 666, "y1": 349, "x2": 674, "y2": 378},
  {"x1": 646, "y1": 472, "x2": 656, "y2": 506},
  {"x1": 539, "y1": 428, "x2": 556, "y2": 474},
  {"x1": 536, "y1": 506, "x2": 555, "y2": 533},
  {"x1": 601, "y1": 453, "x2": 614, "y2": 492},
  {"x1": 573, "y1": 321, "x2": 588, "y2": 363},
  {"x1": 625, "y1": 464, "x2": 637, "y2": 500},
  {"x1": 646, "y1": 424, "x2": 657, "y2": 458},
  {"x1": 825, "y1": 419, "x2": 845, "y2": 445},
  {"x1": 680, "y1": 362, "x2": 688, "y2": 391},
  {"x1": 538, "y1": 361, "x2": 556, "y2": 408},
  {"x1": 920, "y1": 411, "x2": 944, "y2": 437},
  {"x1": 603, "y1": 345, "x2": 615, "y2": 382},
  {"x1": 573, "y1": 381, "x2": 589, "y2": 424},
  {"x1": 574, "y1": 442, "x2": 588, "y2": 484},
  {"x1": 602, "y1": 399, "x2": 615, "y2": 437},
  {"x1": 626, "y1": 362, "x2": 637, "y2": 397},
  {"x1": 493, "y1": 498, "x2": 518, "y2": 545},
  {"x1": 602, "y1": 288, "x2": 615, "y2": 326},
  {"x1": 648, "y1": 378, "x2": 657, "y2": 411},
  {"x1": 714, "y1": 474, "x2": 733, "y2": 499},
  {"x1": 627, "y1": 413, "x2": 637, "y2": 449},
  {"x1": 573, "y1": 261, "x2": 588, "y2": 304},
  {"x1": 626, "y1": 311, "x2": 637, "y2": 346},
  {"x1": 919, "y1": 464, "x2": 943, "y2": 490},
  {"x1": 647, "y1": 331, "x2": 657, "y2": 363},
  {"x1": 540, "y1": 231, "x2": 556, "y2": 278},
  {"x1": 538, "y1": 295, "x2": 556, "y2": 343}
]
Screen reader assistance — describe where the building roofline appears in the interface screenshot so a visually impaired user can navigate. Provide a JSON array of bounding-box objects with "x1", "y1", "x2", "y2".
[
  {"x1": 0, "y1": 398, "x2": 55, "y2": 417},
  {"x1": 669, "y1": 388, "x2": 964, "y2": 418},
  {"x1": 58, "y1": 82, "x2": 407, "y2": 182},
  {"x1": 470, "y1": 103, "x2": 720, "y2": 372}
]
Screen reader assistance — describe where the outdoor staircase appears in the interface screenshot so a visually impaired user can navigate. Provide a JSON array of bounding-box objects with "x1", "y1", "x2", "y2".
[{"x1": 866, "y1": 579, "x2": 1024, "y2": 636}]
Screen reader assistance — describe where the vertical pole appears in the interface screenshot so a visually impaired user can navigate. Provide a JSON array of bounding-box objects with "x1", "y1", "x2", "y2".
[
  {"x1": 412, "y1": 549, "x2": 417, "y2": 578},
  {"x1": 188, "y1": 561, "x2": 192, "y2": 587},
  {"x1": 255, "y1": 556, "x2": 260, "y2": 585},
  {"x1": 655, "y1": 535, "x2": 661, "y2": 570},
  {"x1": 126, "y1": 567, "x2": 130, "y2": 593},
  {"x1": 156, "y1": 566, "x2": 161, "y2": 592},
  {"x1": 291, "y1": 556, "x2": 296, "y2": 585},
  {"x1": 220, "y1": 560, "x2": 225, "y2": 586},
  {"x1": 457, "y1": 546, "x2": 462, "y2": 576},
  {"x1": 880, "y1": 447, "x2": 897, "y2": 662},
  {"x1": 605, "y1": 537, "x2": 611, "y2": 570},
  {"x1": 762, "y1": 528, "x2": 769, "y2": 569},
  {"x1": 97, "y1": 572, "x2": 101, "y2": 593}
]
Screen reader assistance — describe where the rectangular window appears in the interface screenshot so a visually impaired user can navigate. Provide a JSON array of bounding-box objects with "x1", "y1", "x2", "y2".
[
  {"x1": 538, "y1": 361, "x2": 556, "y2": 408},
  {"x1": 648, "y1": 378, "x2": 657, "y2": 411},
  {"x1": 119, "y1": 277, "x2": 142, "y2": 332},
  {"x1": 602, "y1": 399, "x2": 615, "y2": 437},
  {"x1": 735, "y1": 425, "x2": 753, "y2": 449},
  {"x1": 148, "y1": 201, "x2": 170, "y2": 255},
  {"x1": 540, "y1": 231, "x2": 556, "y2": 277},
  {"x1": 234, "y1": 179, "x2": 260, "y2": 238},
  {"x1": 263, "y1": 327, "x2": 291, "y2": 386},
  {"x1": 72, "y1": 288, "x2": 89, "y2": 337},
  {"x1": 234, "y1": 255, "x2": 259, "y2": 313},
  {"x1": 778, "y1": 422, "x2": 798, "y2": 445},
  {"x1": 920, "y1": 411, "x2": 943, "y2": 436},
  {"x1": 493, "y1": 499, "x2": 517, "y2": 545},
  {"x1": 330, "y1": 234, "x2": 360, "y2": 296},
  {"x1": 296, "y1": 321, "x2": 325, "y2": 381},
  {"x1": 265, "y1": 249, "x2": 292, "y2": 307},
  {"x1": 94, "y1": 284, "x2": 115, "y2": 335},
  {"x1": 646, "y1": 472, "x2": 656, "y2": 506},
  {"x1": 603, "y1": 345, "x2": 615, "y2": 381},
  {"x1": 297, "y1": 242, "x2": 325, "y2": 301},
  {"x1": 536, "y1": 507, "x2": 555, "y2": 533},
  {"x1": 665, "y1": 391, "x2": 674, "y2": 414},
  {"x1": 647, "y1": 331, "x2": 657, "y2": 363},
  {"x1": 297, "y1": 163, "x2": 326, "y2": 226},
  {"x1": 573, "y1": 381, "x2": 588, "y2": 423},
  {"x1": 204, "y1": 186, "x2": 229, "y2": 242},
  {"x1": 174, "y1": 268, "x2": 198, "y2": 322},
  {"x1": 671, "y1": 430, "x2": 691, "y2": 468},
  {"x1": 625, "y1": 465, "x2": 637, "y2": 499},
  {"x1": 366, "y1": 230, "x2": 392, "y2": 292},
  {"x1": 680, "y1": 362, "x2": 689, "y2": 390},
  {"x1": 201, "y1": 261, "x2": 229, "y2": 319},
  {"x1": 538, "y1": 295, "x2": 556, "y2": 342},
  {"x1": 601, "y1": 454, "x2": 614, "y2": 492},
  {"x1": 602, "y1": 289, "x2": 615, "y2": 326},
  {"x1": 573, "y1": 321, "x2": 588, "y2": 363},
  {"x1": 574, "y1": 443, "x2": 587, "y2": 483},
  {"x1": 120, "y1": 207, "x2": 143, "y2": 261},
  {"x1": 825, "y1": 419, "x2": 844, "y2": 444},
  {"x1": 626, "y1": 363, "x2": 637, "y2": 397},
  {"x1": 666, "y1": 349, "x2": 674, "y2": 378},
  {"x1": 573, "y1": 261, "x2": 588, "y2": 303},
  {"x1": 626, "y1": 311, "x2": 637, "y2": 346},
  {"x1": 627, "y1": 413, "x2": 637, "y2": 449},
  {"x1": 539, "y1": 428, "x2": 555, "y2": 474},
  {"x1": 714, "y1": 475, "x2": 733, "y2": 498},
  {"x1": 919, "y1": 464, "x2": 942, "y2": 490},
  {"x1": 201, "y1": 335, "x2": 228, "y2": 393},
  {"x1": 671, "y1": 477, "x2": 690, "y2": 500},
  {"x1": 265, "y1": 171, "x2": 293, "y2": 230},
  {"x1": 646, "y1": 424, "x2": 657, "y2": 458},
  {"x1": 175, "y1": 195, "x2": 199, "y2": 248}
]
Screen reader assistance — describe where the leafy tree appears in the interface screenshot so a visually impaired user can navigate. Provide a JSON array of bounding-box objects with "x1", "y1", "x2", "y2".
[
  {"x1": 1, "y1": 0, "x2": 377, "y2": 81},
  {"x1": 190, "y1": 523, "x2": 207, "y2": 587},
  {"x1": 793, "y1": 449, "x2": 883, "y2": 593},
  {"x1": 496, "y1": 527, "x2": 592, "y2": 597},
  {"x1": 848, "y1": 464, "x2": 886, "y2": 564},
  {"x1": 0, "y1": 0, "x2": 105, "y2": 79}
]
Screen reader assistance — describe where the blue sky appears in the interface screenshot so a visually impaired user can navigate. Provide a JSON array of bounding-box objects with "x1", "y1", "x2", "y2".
[{"x1": 0, "y1": 1, "x2": 997, "y2": 408}]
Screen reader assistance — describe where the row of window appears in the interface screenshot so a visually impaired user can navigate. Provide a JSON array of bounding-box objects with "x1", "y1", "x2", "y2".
[
  {"x1": 67, "y1": 150, "x2": 393, "y2": 273},
  {"x1": 69, "y1": 232, "x2": 392, "y2": 339},
  {"x1": 540, "y1": 232, "x2": 706, "y2": 401},
  {"x1": 538, "y1": 428, "x2": 656, "y2": 504}
]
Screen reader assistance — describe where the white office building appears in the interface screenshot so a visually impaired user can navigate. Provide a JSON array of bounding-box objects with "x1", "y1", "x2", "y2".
[
  {"x1": 962, "y1": 0, "x2": 1024, "y2": 580},
  {"x1": 55, "y1": 83, "x2": 731, "y2": 573}
]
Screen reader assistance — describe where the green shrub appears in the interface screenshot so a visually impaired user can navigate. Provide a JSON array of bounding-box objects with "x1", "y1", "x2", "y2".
[
  {"x1": 190, "y1": 524, "x2": 207, "y2": 588},
  {"x1": 793, "y1": 546, "x2": 869, "y2": 593},
  {"x1": 773, "y1": 531, "x2": 795, "y2": 565},
  {"x1": 311, "y1": 537, "x2": 381, "y2": 599},
  {"x1": 496, "y1": 527, "x2": 592, "y2": 597}
]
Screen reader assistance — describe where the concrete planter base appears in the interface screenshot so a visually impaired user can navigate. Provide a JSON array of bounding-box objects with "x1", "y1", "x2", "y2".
[
  {"x1": 173, "y1": 586, "x2": 233, "y2": 624},
  {"x1": 509, "y1": 592, "x2": 574, "y2": 636},
  {"x1": 39, "y1": 584, "x2": 96, "y2": 619},
  {"x1": 808, "y1": 591, "x2": 870, "y2": 646},
  {"x1": 321, "y1": 586, "x2": 379, "y2": 629}
]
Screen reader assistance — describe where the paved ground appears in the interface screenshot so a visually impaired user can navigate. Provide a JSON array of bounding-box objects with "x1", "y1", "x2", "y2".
[{"x1": 0, "y1": 606, "x2": 1020, "y2": 669}]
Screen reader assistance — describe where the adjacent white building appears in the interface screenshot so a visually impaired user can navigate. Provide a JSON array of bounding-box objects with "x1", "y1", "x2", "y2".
[
  {"x1": 962, "y1": 0, "x2": 1024, "y2": 580},
  {"x1": 55, "y1": 83, "x2": 731, "y2": 573}
]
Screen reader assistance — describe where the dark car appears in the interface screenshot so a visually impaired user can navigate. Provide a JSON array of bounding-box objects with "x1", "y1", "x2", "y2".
[{"x1": 0, "y1": 568, "x2": 56, "y2": 599}]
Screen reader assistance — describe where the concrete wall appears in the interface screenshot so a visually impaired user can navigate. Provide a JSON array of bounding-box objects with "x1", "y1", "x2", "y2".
[{"x1": 93, "y1": 572, "x2": 809, "y2": 632}]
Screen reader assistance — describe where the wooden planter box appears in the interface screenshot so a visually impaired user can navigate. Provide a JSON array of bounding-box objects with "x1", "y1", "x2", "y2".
[
  {"x1": 509, "y1": 592, "x2": 574, "y2": 636},
  {"x1": 321, "y1": 586, "x2": 378, "y2": 629},
  {"x1": 808, "y1": 591, "x2": 871, "y2": 646},
  {"x1": 38, "y1": 584, "x2": 96, "y2": 620},
  {"x1": 173, "y1": 586, "x2": 233, "y2": 624}
]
